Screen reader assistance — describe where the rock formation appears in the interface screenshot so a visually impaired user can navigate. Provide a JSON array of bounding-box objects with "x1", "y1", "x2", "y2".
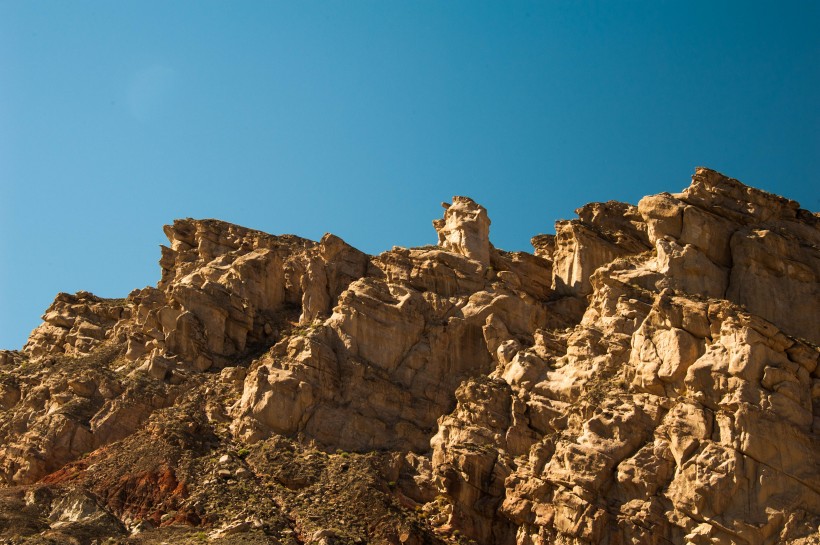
[{"x1": 1, "y1": 167, "x2": 818, "y2": 545}]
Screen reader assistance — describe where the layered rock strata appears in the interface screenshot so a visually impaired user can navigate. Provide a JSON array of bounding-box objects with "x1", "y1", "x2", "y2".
[{"x1": 1, "y1": 168, "x2": 818, "y2": 545}]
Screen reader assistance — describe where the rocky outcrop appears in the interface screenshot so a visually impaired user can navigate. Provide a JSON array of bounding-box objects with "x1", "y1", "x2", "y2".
[
  {"x1": 24, "y1": 292, "x2": 126, "y2": 359},
  {"x1": 552, "y1": 200, "x2": 651, "y2": 297},
  {"x1": 433, "y1": 196, "x2": 492, "y2": 265},
  {"x1": 1, "y1": 168, "x2": 818, "y2": 545},
  {"x1": 232, "y1": 245, "x2": 546, "y2": 453},
  {"x1": 639, "y1": 168, "x2": 820, "y2": 344}
]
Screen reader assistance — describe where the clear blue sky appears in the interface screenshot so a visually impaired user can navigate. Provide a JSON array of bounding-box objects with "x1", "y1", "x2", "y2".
[{"x1": 1, "y1": 2, "x2": 818, "y2": 350}]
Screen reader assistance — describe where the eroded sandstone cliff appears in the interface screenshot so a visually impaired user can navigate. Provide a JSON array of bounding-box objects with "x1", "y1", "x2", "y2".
[{"x1": 1, "y1": 168, "x2": 818, "y2": 545}]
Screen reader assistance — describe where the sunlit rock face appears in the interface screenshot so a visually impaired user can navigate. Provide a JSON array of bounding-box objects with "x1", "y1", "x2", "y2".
[
  {"x1": 2, "y1": 167, "x2": 818, "y2": 545},
  {"x1": 433, "y1": 196, "x2": 493, "y2": 265}
]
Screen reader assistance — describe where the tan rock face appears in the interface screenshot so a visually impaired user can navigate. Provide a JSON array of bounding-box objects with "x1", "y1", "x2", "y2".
[
  {"x1": 3, "y1": 167, "x2": 819, "y2": 545},
  {"x1": 24, "y1": 292, "x2": 126, "y2": 359},
  {"x1": 552, "y1": 201, "x2": 650, "y2": 296},
  {"x1": 637, "y1": 167, "x2": 820, "y2": 344},
  {"x1": 433, "y1": 196, "x2": 492, "y2": 265}
]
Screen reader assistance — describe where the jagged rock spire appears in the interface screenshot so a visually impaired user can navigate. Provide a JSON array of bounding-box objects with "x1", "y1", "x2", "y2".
[{"x1": 432, "y1": 196, "x2": 491, "y2": 265}]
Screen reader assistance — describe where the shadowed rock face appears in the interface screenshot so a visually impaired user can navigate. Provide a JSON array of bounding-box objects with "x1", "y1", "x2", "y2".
[{"x1": 2, "y1": 168, "x2": 819, "y2": 545}]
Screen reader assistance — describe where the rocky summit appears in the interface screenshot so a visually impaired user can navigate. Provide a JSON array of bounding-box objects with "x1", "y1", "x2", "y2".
[{"x1": 1, "y1": 167, "x2": 818, "y2": 545}]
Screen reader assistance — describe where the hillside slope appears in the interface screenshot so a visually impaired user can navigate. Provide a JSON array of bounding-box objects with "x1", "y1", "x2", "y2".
[{"x1": 1, "y1": 167, "x2": 818, "y2": 545}]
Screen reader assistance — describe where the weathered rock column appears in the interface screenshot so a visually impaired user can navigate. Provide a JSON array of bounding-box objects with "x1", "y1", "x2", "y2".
[{"x1": 433, "y1": 196, "x2": 492, "y2": 265}]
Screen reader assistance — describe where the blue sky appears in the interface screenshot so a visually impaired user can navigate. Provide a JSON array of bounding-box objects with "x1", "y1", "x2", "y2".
[{"x1": 1, "y1": 1, "x2": 818, "y2": 349}]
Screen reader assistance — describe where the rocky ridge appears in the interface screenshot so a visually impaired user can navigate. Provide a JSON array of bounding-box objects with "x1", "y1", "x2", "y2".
[{"x1": 1, "y1": 167, "x2": 818, "y2": 545}]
